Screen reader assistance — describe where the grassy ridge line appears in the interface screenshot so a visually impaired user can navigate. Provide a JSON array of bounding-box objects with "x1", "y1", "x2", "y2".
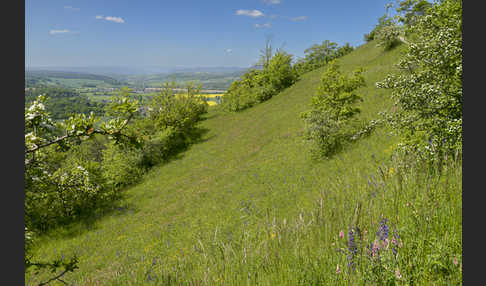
[{"x1": 26, "y1": 41, "x2": 428, "y2": 284}]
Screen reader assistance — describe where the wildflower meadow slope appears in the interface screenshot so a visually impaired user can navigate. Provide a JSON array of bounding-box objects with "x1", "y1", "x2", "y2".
[{"x1": 26, "y1": 39, "x2": 461, "y2": 285}]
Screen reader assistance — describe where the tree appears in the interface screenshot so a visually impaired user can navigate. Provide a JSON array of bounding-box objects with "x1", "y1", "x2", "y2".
[
  {"x1": 396, "y1": 0, "x2": 433, "y2": 26},
  {"x1": 303, "y1": 40, "x2": 338, "y2": 69},
  {"x1": 301, "y1": 60, "x2": 366, "y2": 157},
  {"x1": 259, "y1": 35, "x2": 274, "y2": 69},
  {"x1": 25, "y1": 88, "x2": 140, "y2": 283},
  {"x1": 377, "y1": 0, "x2": 462, "y2": 160}
]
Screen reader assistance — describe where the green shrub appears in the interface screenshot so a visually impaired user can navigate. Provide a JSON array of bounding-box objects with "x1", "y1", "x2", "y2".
[
  {"x1": 146, "y1": 82, "x2": 208, "y2": 131},
  {"x1": 137, "y1": 126, "x2": 181, "y2": 167},
  {"x1": 101, "y1": 142, "x2": 145, "y2": 189},
  {"x1": 301, "y1": 60, "x2": 366, "y2": 158},
  {"x1": 223, "y1": 52, "x2": 297, "y2": 111},
  {"x1": 364, "y1": 30, "x2": 376, "y2": 42}
]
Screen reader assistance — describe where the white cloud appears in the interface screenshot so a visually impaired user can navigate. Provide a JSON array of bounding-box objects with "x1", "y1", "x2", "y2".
[
  {"x1": 64, "y1": 6, "x2": 80, "y2": 11},
  {"x1": 49, "y1": 29, "x2": 70, "y2": 35},
  {"x1": 95, "y1": 15, "x2": 125, "y2": 23},
  {"x1": 105, "y1": 16, "x2": 125, "y2": 23},
  {"x1": 263, "y1": 0, "x2": 281, "y2": 4},
  {"x1": 236, "y1": 9, "x2": 264, "y2": 18},
  {"x1": 254, "y1": 23, "x2": 272, "y2": 28},
  {"x1": 225, "y1": 49, "x2": 233, "y2": 53},
  {"x1": 290, "y1": 16, "x2": 308, "y2": 22}
]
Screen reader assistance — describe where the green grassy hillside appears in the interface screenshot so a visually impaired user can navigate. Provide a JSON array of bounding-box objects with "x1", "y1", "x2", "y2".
[{"x1": 27, "y1": 40, "x2": 461, "y2": 285}]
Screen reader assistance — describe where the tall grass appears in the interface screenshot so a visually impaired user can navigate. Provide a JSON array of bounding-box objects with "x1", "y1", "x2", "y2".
[{"x1": 89, "y1": 155, "x2": 459, "y2": 285}]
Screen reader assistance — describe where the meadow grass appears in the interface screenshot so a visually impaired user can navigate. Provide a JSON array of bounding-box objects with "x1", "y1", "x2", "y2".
[{"x1": 26, "y1": 40, "x2": 461, "y2": 285}]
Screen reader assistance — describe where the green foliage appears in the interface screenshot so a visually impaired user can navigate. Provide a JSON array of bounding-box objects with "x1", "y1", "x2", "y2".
[
  {"x1": 377, "y1": 0, "x2": 462, "y2": 161},
  {"x1": 137, "y1": 126, "x2": 181, "y2": 167},
  {"x1": 101, "y1": 142, "x2": 145, "y2": 189},
  {"x1": 293, "y1": 41, "x2": 355, "y2": 75},
  {"x1": 127, "y1": 82, "x2": 209, "y2": 168},
  {"x1": 145, "y1": 82, "x2": 208, "y2": 131},
  {"x1": 221, "y1": 69, "x2": 262, "y2": 111},
  {"x1": 301, "y1": 60, "x2": 366, "y2": 157},
  {"x1": 25, "y1": 86, "x2": 106, "y2": 120},
  {"x1": 396, "y1": 0, "x2": 433, "y2": 26},
  {"x1": 222, "y1": 51, "x2": 297, "y2": 111},
  {"x1": 364, "y1": 30, "x2": 377, "y2": 42}
]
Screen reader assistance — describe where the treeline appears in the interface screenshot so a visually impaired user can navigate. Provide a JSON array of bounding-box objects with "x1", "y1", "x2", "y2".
[
  {"x1": 25, "y1": 86, "x2": 106, "y2": 120},
  {"x1": 25, "y1": 83, "x2": 208, "y2": 278},
  {"x1": 221, "y1": 40, "x2": 354, "y2": 112},
  {"x1": 293, "y1": 41, "x2": 354, "y2": 75}
]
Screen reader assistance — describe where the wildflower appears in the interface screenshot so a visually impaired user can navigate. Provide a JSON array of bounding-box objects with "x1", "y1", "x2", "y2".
[
  {"x1": 453, "y1": 257, "x2": 458, "y2": 266},
  {"x1": 336, "y1": 264, "x2": 341, "y2": 274},
  {"x1": 389, "y1": 167, "x2": 395, "y2": 176},
  {"x1": 347, "y1": 228, "x2": 358, "y2": 269},
  {"x1": 339, "y1": 230, "x2": 344, "y2": 239},
  {"x1": 370, "y1": 239, "x2": 380, "y2": 257},
  {"x1": 270, "y1": 232, "x2": 276, "y2": 240},
  {"x1": 377, "y1": 218, "x2": 389, "y2": 242},
  {"x1": 395, "y1": 268, "x2": 402, "y2": 279}
]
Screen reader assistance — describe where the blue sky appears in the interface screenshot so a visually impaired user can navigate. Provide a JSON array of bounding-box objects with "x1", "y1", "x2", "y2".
[{"x1": 25, "y1": 0, "x2": 392, "y2": 68}]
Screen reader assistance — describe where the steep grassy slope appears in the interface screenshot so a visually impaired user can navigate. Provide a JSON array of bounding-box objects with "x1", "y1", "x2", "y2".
[{"x1": 26, "y1": 41, "x2": 461, "y2": 285}]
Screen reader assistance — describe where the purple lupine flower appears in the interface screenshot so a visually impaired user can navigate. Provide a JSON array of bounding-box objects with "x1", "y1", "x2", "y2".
[
  {"x1": 376, "y1": 218, "x2": 389, "y2": 242},
  {"x1": 347, "y1": 228, "x2": 358, "y2": 269}
]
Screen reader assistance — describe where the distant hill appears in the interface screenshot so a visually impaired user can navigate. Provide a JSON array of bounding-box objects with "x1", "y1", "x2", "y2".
[
  {"x1": 119, "y1": 70, "x2": 247, "y2": 90},
  {"x1": 26, "y1": 70, "x2": 124, "y2": 85},
  {"x1": 26, "y1": 67, "x2": 249, "y2": 90},
  {"x1": 27, "y1": 66, "x2": 249, "y2": 76}
]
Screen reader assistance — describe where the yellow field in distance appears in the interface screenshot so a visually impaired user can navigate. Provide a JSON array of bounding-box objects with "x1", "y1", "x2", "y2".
[{"x1": 195, "y1": 94, "x2": 224, "y2": 98}]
